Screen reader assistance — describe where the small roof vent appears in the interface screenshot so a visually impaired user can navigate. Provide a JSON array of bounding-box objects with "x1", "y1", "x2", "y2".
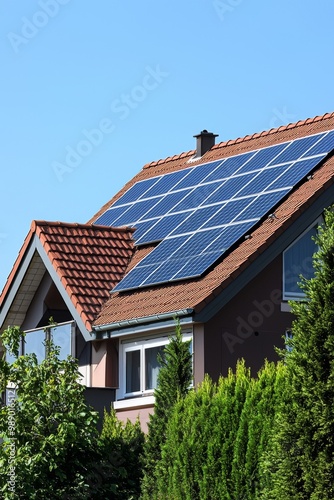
[{"x1": 193, "y1": 129, "x2": 218, "y2": 158}]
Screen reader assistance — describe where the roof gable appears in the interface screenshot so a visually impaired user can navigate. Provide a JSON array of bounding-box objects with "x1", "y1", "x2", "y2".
[{"x1": 0, "y1": 221, "x2": 135, "y2": 336}]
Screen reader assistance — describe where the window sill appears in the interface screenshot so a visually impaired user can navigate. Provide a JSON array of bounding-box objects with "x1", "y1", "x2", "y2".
[
  {"x1": 281, "y1": 302, "x2": 292, "y2": 312},
  {"x1": 113, "y1": 395, "x2": 155, "y2": 410}
]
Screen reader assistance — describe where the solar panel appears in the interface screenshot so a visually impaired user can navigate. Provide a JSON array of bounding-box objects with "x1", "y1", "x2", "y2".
[
  {"x1": 142, "y1": 235, "x2": 189, "y2": 266},
  {"x1": 136, "y1": 212, "x2": 189, "y2": 244},
  {"x1": 175, "y1": 160, "x2": 224, "y2": 189},
  {"x1": 205, "y1": 222, "x2": 255, "y2": 253},
  {"x1": 268, "y1": 157, "x2": 326, "y2": 191},
  {"x1": 94, "y1": 205, "x2": 129, "y2": 226},
  {"x1": 234, "y1": 191, "x2": 290, "y2": 221},
  {"x1": 239, "y1": 166, "x2": 290, "y2": 197},
  {"x1": 236, "y1": 142, "x2": 290, "y2": 174},
  {"x1": 142, "y1": 169, "x2": 188, "y2": 197},
  {"x1": 267, "y1": 133, "x2": 324, "y2": 165},
  {"x1": 204, "y1": 173, "x2": 254, "y2": 205},
  {"x1": 113, "y1": 263, "x2": 159, "y2": 291},
  {"x1": 113, "y1": 198, "x2": 162, "y2": 225},
  {"x1": 170, "y1": 205, "x2": 221, "y2": 235},
  {"x1": 172, "y1": 251, "x2": 223, "y2": 281},
  {"x1": 144, "y1": 190, "x2": 189, "y2": 218},
  {"x1": 128, "y1": 220, "x2": 154, "y2": 240},
  {"x1": 113, "y1": 176, "x2": 162, "y2": 206},
  {"x1": 173, "y1": 183, "x2": 221, "y2": 211},
  {"x1": 177, "y1": 228, "x2": 225, "y2": 257},
  {"x1": 95, "y1": 129, "x2": 334, "y2": 292},
  {"x1": 204, "y1": 151, "x2": 257, "y2": 182},
  {"x1": 303, "y1": 129, "x2": 334, "y2": 157},
  {"x1": 201, "y1": 198, "x2": 254, "y2": 229}
]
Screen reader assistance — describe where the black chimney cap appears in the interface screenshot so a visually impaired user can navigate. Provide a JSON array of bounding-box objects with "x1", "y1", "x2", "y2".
[
  {"x1": 193, "y1": 130, "x2": 219, "y2": 158},
  {"x1": 193, "y1": 129, "x2": 218, "y2": 139}
]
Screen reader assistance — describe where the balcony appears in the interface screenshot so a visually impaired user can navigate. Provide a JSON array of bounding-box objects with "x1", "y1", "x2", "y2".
[{"x1": 3, "y1": 321, "x2": 116, "y2": 423}]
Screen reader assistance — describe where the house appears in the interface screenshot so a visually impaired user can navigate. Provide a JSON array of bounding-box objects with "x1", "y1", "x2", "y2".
[{"x1": 1, "y1": 112, "x2": 334, "y2": 431}]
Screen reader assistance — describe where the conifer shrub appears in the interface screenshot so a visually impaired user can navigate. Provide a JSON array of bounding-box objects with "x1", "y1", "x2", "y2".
[
  {"x1": 201, "y1": 360, "x2": 251, "y2": 499},
  {"x1": 155, "y1": 361, "x2": 263, "y2": 499},
  {"x1": 262, "y1": 208, "x2": 334, "y2": 499},
  {"x1": 141, "y1": 321, "x2": 193, "y2": 499},
  {"x1": 157, "y1": 375, "x2": 215, "y2": 500},
  {"x1": 232, "y1": 360, "x2": 286, "y2": 500}
]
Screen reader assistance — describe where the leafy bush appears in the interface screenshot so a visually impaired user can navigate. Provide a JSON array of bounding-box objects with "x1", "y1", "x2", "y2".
[{"x1": 0, "y1": 326, "x2": 101, "y2": 499}]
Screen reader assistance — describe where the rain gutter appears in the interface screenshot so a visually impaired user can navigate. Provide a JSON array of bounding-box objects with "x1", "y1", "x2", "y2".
[{"x1": 92, "y1": 308, "x2": 194, "y2": 340}]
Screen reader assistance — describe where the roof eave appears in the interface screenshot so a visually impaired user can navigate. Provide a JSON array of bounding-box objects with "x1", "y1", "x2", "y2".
[{"x1": 0, "y1": 233, "x2": 40, "y2": 330}]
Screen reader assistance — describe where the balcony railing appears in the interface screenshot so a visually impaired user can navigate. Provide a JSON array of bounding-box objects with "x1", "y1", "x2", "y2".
[{"x1": 6, "y1": 321, "x2": 75, "y2": 364}]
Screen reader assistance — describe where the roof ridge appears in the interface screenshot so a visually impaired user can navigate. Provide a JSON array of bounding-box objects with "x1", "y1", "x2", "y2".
[
  {"x1": 143, "y1": 149, "x2": 195, "y2": 169},
  {"x1": 212, "y1": 111, "x2": 334, "y2": 150},
  {"x1": 143, "y1": 111, "x2": 334, "y2": 169},
  {"x1": 32, "y1": 220, "x2": 135, "y2": 234}
]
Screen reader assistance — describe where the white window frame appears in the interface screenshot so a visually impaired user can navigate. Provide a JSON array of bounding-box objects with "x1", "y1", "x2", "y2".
[
  {"x1": 118, "y1": 330, "x2": 193, "y2": 401},
  {"x1": 282, "y1": 217, "x2": 322, "y2": 301}
]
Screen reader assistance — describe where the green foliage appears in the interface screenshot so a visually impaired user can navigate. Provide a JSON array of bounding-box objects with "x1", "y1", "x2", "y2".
[
  {"x1": 232, "y1": 360, "x2": 286, "y2": 500},
  {"x1": 263, "y1": 208, "x2": 334, "y2": 499},
  {"x1": 0, "y1": 326, "x2": 101, "y2": 499},
  {"x1": 141, "y1": 321, "x2": 193, "y2": 499},
  {"x1": 1, "y1": 325, "x2": 22, "y2": 359},
  {"x1": 153, "y1": 360, "x2": 286, "y2": 500},
  {"x1": 201, "y1": 360, "x2": 251, "y2": 499},
  {"x1": 98, "y1": 407, "x2": 144, "y2": 499},
  {"x1": 154, "y1": 361, "x2": 252, "y2": 499},
  {"x1": 157, "y1": 375, "x2": 215, "y2": 499},
  {"x1": 174, "y1": 362, "x2": 250, "y2": 498}
]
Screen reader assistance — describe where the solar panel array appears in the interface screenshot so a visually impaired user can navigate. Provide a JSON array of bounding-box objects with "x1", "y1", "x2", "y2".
[{"x1": 93, "y1": 130, "x2": 334, "y2": 292}]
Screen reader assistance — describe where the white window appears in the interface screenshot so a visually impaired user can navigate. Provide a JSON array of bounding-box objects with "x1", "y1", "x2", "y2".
[
  {"x1": 119, "y1": 332, "x2": 193, "y2": 399},
  {"x1": 283, "y1": 219, "x2": 320, "y2": 300}
]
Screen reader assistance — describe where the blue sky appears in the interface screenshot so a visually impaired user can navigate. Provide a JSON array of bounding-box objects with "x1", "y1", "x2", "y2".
[{"x1": 0, "y1": 0, "x2": 334, "y2": 289}]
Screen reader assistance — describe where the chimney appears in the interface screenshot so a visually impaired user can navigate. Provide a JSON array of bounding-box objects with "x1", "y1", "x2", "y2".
[{"x1": 193, "y1": 130, "x2": 218, "y2": 158}]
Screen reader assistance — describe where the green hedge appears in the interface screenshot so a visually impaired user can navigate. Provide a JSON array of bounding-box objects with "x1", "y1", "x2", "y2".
[{"x1": 153, "y1": 360, "x2": 284, "y2": 500}]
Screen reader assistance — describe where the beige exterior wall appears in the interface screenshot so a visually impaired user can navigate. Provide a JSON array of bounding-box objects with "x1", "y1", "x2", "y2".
[
  {"x1": 116, "y1": 405, "x2": 154, "y2": 434},
  {"x1": 91, "y1": 340, "x2": 108, "y2": 387}
]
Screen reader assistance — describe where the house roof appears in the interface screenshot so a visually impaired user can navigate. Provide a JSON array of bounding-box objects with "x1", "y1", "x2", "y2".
[
  {"x1": 1, "y1": 112, "x2": 334, "y2": 336},
  {"x1": 91, "y1": 111, "x2": 334, "y2": 329},
  {"x1": 0, "y1": 221, "x2": 135, "y2": 332}
]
